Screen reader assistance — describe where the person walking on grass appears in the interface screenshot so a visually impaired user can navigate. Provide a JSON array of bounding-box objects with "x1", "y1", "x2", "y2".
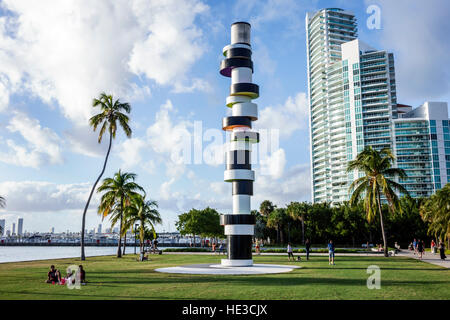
[
  {"x1": 305, "y1": 239, "x2": 311, "y2": 260},
  {"x1": 328, "y1": 240, "x2": 335, "y2": 265},
  {"x1": 439, "y1": 242, "x2": 447, "y2": 261},
  {"x1": 431, "y1": 239, "x2": 436, "y2": 254},
  {"x1": 417, "y1": 239, "x2": 424, "y2": 259},
  {"x1": 413, "y1": 238, "x2": 417, "y2": 255},
  {"x1": 287, "y1": 242, "x2": 295, "y2": 261}
]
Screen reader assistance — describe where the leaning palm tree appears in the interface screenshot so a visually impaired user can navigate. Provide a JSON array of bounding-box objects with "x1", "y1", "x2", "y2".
[
  {"x1": 0, "y1": 196, "x2": 5, "y2": 209},
  {"x1": 80, "y1": 93, "x2": 132, "y2": 261},
  {"x1": 347, "y1": 146, "x2": 409, "y2": 257},
  {"x1": 97, "y1": 170, "x2": 144, "y2": 258}
]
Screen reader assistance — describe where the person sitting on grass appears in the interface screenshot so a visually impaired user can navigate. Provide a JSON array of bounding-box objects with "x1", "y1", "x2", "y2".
[
  {"x1": 78, "y1": 265, "x2": 86, "y2": 284},
  {"x1": 46, "y1": 265, "x2": 61, "y2": 284},
  {"x1": 328, "y1": 240, "x2": 335, "y2": 265}
]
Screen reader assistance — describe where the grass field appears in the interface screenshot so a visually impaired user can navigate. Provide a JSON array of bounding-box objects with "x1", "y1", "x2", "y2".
[{"x1": 0, "y1": 254, "x2": 448, "y2": 300}]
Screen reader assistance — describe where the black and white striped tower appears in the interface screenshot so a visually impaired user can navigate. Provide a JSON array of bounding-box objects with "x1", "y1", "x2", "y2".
[{"x1": 219, "y1": 22, "x2": 259, "y2": 267}]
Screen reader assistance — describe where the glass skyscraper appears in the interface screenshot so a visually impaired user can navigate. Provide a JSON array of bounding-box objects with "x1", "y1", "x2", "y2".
[{"x1": 306, "y1": 8, "x2": 449, "y2": 203}]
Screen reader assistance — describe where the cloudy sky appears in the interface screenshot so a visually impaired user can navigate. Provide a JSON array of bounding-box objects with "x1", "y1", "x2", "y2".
[{"x1": 0, "y1": 0, "x2": 449, "y2": 233}]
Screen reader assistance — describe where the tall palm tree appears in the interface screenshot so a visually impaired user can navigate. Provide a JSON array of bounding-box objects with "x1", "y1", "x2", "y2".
[
  {"x1": 347, "y1": 146, "x2": 409, "y2": 257},
  {"x1": 0, "y1": 196, "x2": 5, "y2": 209},
  {"x1": 80, "y1": 93, "x2": 132, "y2": 261},
  {"x1": 97, "y1": 170, "x2": 144, "y2": 258}
]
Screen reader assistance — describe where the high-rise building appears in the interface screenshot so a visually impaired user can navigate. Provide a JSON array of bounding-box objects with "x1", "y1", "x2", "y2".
[
  {"x1": 0, "y1": 219, "x2": 5, "y2": 236},
  {"x1": 17, "y1": 218, "x2": 23, "y2": 236},
  {"x1": 306, "y1": 8, "x2": 358, "y2": 203},
  {"x1": 51, "y1": 227, "x2": 55, "y2": 234},
  {"x1": 306, "y1": 8, "x2": 449, "y2": 204},
  {"x1": 98, "y1": 224, "x2": 102, "y2": 234},
  {"x1": 12, "y1": 223, "x2": 16, "y2": 235},
  {"x1": 393, "y1": 102, "x2": 450, "y2": 197}
]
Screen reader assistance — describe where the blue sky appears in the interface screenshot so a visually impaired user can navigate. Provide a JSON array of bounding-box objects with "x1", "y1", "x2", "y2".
[{"x1": 0, "y1": 0, "x2": 449, "y2": 233}]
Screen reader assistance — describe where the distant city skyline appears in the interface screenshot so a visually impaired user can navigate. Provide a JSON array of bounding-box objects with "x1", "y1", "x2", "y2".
[{"x1": 0, "y1": 0, "x2": 449, "y2": 233}]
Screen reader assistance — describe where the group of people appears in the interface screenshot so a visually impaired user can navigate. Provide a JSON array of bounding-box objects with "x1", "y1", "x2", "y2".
[
  {"x1": 46, "y1": 264, "x2": 86, "y2": 285},
  {"x1": 287, "y1": 239, "x2": 314, "y2": 262},
  {"x1": 211, "y1": 242, "x2": 225, "y2": 254},
  {"x1": 409, "y1": 239, "x2": 447, "y2": 260}
]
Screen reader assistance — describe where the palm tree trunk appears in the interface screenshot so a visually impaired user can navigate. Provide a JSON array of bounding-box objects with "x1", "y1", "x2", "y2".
[
  {"x1": 139, "y1": 224, "x2": 144, "y2": 260},
  {"x1": 81, "y1": 131, "x2": 113, "y2": 261},
  {"x1": 117, "y1": 216, "x2": 123, "y2": 258},
  {"x1": 117, "y1": 196, "x2": 124, "y2": 258},
  {"x1": 377, "y1": 191, "x2": 388, "y2": 257},
  {"x1": 301, "y1": 218, "x2": 305, "y2": 245},
  {"x1": 123, "y1": 232, "x2": 127, "y2": 255}
]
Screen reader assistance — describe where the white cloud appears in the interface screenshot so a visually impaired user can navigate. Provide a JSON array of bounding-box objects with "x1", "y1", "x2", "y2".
[
  {"x1": 128, "y1": 0, "x2": 209, "y2": 87},
  {"x1": 172, "y1": 78, "x2": 212, "y2": 94},
  {"x1": 0, "y1": 0, "x2": 210, "y2": 125},
  {"x1": 254, "y1": 163, "x2": 311, "y2": 207},
  {"x1": 259, "y1": 148, "x2": 286, "y2": 179},
  {"x1": 146, "y1": 100, "x2": 193, "y2": 166},
  {"x1": 117, "y1": 138, "x2": 147, "y2": 169},
  {"x1": 257, "y1": 92, "x2": 309, "y2": 137},
  {"x1": 233, "y1": 0, "x2": 304, "y2": 31},
  {"x1": 0, "y1": 112, "x2": 63, "y2": 168},
  {"x1": 65, "y1": 124, "x2": 109, "y2": 158},
  {"x1": 0, "y1": 181, "x2": 95, "y2": 212},
  {"x1": 365, "y1": 0, "x2": 450, "y2": 101}
]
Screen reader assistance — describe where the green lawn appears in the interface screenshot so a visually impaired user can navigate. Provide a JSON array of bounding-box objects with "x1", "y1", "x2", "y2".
[{"x1": 0, "y1": 254, "x2": 448, "y2": 300}]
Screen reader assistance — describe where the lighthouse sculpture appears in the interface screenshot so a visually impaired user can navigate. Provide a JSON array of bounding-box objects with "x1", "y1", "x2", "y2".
[{"x1": 219, "y1": 22, "x2": 259, "y2": 267}]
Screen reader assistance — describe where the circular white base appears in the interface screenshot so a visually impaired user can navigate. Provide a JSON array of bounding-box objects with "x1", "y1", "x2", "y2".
[
  {"x1": 221, "y1": 259, "x2": 253, "y2": 267},
  {"x1": 155, "y1": 263, "x2": 300, "y2": 275}
]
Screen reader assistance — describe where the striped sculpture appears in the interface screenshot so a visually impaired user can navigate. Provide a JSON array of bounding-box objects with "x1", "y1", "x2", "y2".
[{"x1": 219, "y1": 22, "x2": 259, "y2": 267}]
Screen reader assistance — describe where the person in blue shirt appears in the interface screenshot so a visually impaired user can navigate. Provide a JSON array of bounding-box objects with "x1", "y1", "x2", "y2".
[{"x1": 328, "y1": 240, "x2": 335, "y2": 265}]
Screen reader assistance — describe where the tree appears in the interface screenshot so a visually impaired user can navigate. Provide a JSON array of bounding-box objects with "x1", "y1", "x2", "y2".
[
  {"x1": 347, "y1": 146, "x2": 409, "y2": 257},
  {"x1": 175, "y1": 208, "x2": 223, "y2": 245},
  {"x1": 97, "y1": 170, "x2": 144, "y2": 258},
  {"x1": 123, "y1": 193, "x2": 162, "y2": 260},
  {"x1": 267, "y1": 208, "x2": 289, "y2": 244},
  {"x1": 420, "y1": 183, "x2": 450, "y2": 247},
  {"x1": 260, "y1": 200, "x2": 276, "y2": 217},
  {"x1": 287, "y1": 202, "x2": 309, "y2": 244},
  {"x1": 80, "y1": 93, "x2": 132, "y2": 261},
  {"x1": 176, "y1": 209, "x2": 203, "y2": 247}
]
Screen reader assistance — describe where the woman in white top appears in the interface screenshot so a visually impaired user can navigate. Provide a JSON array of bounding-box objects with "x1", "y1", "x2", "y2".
[{"x1": 287, "y1": 243, "x2": 294, "y2": 261}]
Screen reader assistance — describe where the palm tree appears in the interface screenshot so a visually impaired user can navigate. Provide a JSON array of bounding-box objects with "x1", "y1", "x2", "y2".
[
  {"x1": 125, "y1": 194, "x2": 162, "y2": 260},
  {"x1": 260, "y1": 200, "x2": 276, "y2": 217},
  {"x1": 97, "y1": 170, "x2": 144, "y2": 258},
  {"x1": 0, "y1": 196, "x2": 5, "y2": 209},
  {"x1": 80, "y1": 93, "x2": 132, "y2": 261},
  {"x1": 347, "y1": 146, "x2": 409, "y2": 257},
  {"x1": 267, "y1": 208, "x2": 289, "y2": 244},
  {"x1": 420, "y1": 183, "x2": 450, "y2": 248},
  {"x1": 287, "y1": 201, "x2": 309, "y2": 244}
]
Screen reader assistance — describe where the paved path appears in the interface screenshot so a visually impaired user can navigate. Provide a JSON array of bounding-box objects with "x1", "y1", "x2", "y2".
[{"x1": 396, "y1": 250, "x2": 449, "y2": 269}]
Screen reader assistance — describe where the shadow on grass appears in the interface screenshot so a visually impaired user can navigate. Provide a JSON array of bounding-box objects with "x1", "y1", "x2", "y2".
[
  {"x1": 83, "y1": 274, "x2": 450, "y2": 288},
  {"x1": 0, "y1": 289, "x2": 174, "y2": 300}
]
